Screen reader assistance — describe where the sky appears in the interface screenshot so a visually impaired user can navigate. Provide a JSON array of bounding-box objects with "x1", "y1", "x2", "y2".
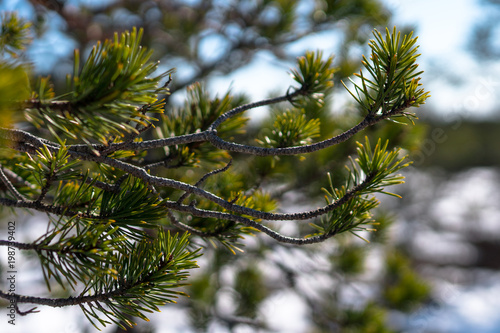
[
  {"x1": 1, "y1": 1, "x2": 500, "y2": 332},
  {"x1": 389, "y1": 0, "x2": 500, "y2": 120}
]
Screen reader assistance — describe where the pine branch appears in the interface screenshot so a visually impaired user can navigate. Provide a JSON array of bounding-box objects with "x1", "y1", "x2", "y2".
[
  {"x1": 4, "y1": 86, "x2": 415, "y2": 161},
  {"x1": 0, "y1": 197, "x2": 97, "y2": 218},
  {"x1": 205, "y1": 104, "x2": 410, "y2": 156},
  {"x1": 1, "y1": 13, "x2": 430, "y2": 330},
  {"x1": 1, "y1": 221, "x2": 123, "y2": 290},
  {"x1": 163, "y1": 201, "x2": 332, "y2": 245},
  {"x1": 0, "y1": 230, "x2": 200, "y2": 328},
  {"x1": 207, "y1": 88, "x2": 305, "y2": 131},
  {"x1": 81, "y1": 175, "x2": 120, "y2": 193},
  {"x1": 177, "y1": 159, "x2": 233, "y2": 205}
]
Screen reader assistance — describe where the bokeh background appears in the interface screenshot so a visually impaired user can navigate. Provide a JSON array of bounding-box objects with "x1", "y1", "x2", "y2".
[{"x1": 1, "y1": 0, "x2": 500, "y2": 332}]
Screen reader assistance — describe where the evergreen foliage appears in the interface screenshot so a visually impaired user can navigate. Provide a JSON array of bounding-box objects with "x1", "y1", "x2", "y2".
[{"x1": 0, "y1": 6, "x2": 430, "y2": 331}]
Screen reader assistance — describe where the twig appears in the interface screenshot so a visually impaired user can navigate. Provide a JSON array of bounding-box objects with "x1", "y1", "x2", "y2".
[
  {"x1": 15, "y1": 304, "x2": 40, "y2": 316},
  {"x1": 0, "y1": 123, "x2": 378, "y2": 223},
  {"x1": 205, "y1": 110, "x2": 404, "y2": 156},
  {"x1": 36, "y1": 172, "x2": 54, "y2": 203},
  {"x1": 1, "y1": 167, "x2": 37, "y2": 190},
  {"x1": 0, "y1": 197, "x2": 104, "y2": 220},
  {"x1": 0, "y1": 166, "x2": 28, "y2": 201},
  {"x1": 163, "y1": 200, "x2": 333, "y2": 245},
  {"x1": 0, "y1": 240, "x2": 39, "y2": 249},
  {"x1": 166, "y1": 210, "x2": 218, "y2": 238},
  {"x1": 0, "y1": 287, "x2": 129, "y2": 308},
  {"x1": 177, "y1": 159, "x2": 233, "y2": 204},
  {"x1": 207, "y1": 88, "x2": 304, "y2": 131},
  {"x1": 0, "y1": 95, "x2": 410, "y2": 233},
  {"x1": 162, "y1": 174, "x2": 373, "y2": 245}
]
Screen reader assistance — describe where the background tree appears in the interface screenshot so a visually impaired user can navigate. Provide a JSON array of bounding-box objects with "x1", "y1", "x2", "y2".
[
  {"x1": 0, "y1": 2, "x2": 432, "y2": 332},
  {"x1": 26, "y1": 0, "x2": 392, "y2": 91}
]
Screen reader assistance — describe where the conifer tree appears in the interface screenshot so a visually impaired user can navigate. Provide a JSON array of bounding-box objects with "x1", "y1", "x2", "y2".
[{"x1": 0, "y1": 4, "x2": 430, "y2": 331}]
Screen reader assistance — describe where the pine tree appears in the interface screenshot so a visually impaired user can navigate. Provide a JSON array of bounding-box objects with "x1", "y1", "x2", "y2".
[{"x1": 0, "y1": 5, "x2": 430, "y2": 332}]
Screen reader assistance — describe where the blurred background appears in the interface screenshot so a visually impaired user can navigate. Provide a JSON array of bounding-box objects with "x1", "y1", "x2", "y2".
[{"x1": 1, "y1": 0, "x2": 500, "y2": 332}]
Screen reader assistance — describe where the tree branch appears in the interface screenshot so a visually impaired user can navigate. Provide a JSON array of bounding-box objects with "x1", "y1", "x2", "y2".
[
  {"x1": 0, "y1": 112, "x2": 382, "y2": 225},
  {"x1": 177, "y1": 159, "x2": 233, "y2": 205},
  {"x1": 162, "y1": 173, "x2": 374, "y2": 245},
  {"x1": 207, "y1": 88, "x2": 305, "y2": 131},
  {"x1": 1, "y1": 167, "x2": 37, "y2": 190},
  {"x1": 163, "y1": 201, "x2": 332, "y2": 245},
  {"x1": 0, "y1": 166, "x2": 28, "y2": 201},
  {"x1": 0, "y1": 287, "x2": 126, "y2": 308},
  {"x1": 0, "y1": 197, "x2": 102, "y2": 219},
  {"x1": 205, "y1": 106, "x2": 411, "y2": 156}
]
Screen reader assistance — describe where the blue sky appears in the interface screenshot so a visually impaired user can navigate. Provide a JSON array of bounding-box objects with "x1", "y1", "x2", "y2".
[{"x1": 390, "y1": 0, "x2": 500, "y2": 120}]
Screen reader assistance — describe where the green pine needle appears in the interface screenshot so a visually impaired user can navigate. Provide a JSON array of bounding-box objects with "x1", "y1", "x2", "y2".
[
  {"x1": 342, "y1": 27, "x2": 430, "y2": 119},
  {"x1": 312, "y1": 137, "x2": 409, "y2": 237},
  {"x1": 25, "y1": 27, "x2": 172, "y2": 144}
]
